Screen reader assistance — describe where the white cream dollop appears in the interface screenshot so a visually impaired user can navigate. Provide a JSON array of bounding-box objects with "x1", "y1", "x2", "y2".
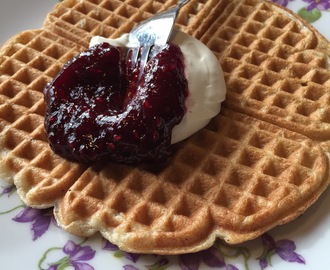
[{"x1": 89, "y1": 30, "x2": 226, "y2": 144}]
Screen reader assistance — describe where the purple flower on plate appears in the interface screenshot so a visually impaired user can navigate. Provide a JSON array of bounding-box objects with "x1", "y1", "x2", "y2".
[
  {"x1": 46, "y1": 240, "x2": 96, "y2": 270},
  {"x1": 257, "y1": 233, "x2": 305, "y2": 269},
  {"x1": 12, "y1": 206, "x2": 54, "y2": 240},
  {"x1": 123, "y1": 266, "x2": 140, "y2": 270},
  {"x1": 179, "y1": 246, "x2": 231, "y2": 269},
  {"x1": 226, "y1": 265, "x2": 239, "y2": 270},
  {"x1": 0, "y1": 183, "x2": 15, "y2": 197},
  {"x1": 303, "y1": 0, "x2": 330, "y2": 11},
  {"x1": 146, "y1": 258, "x2": 170, "y2": 270},
  {"x1": 102, "y1": 239, "x2": 171, "y2": 270},
  {"x1": 102, "y1": 239, "x2": 140, "y2": 263},
  {"x1": 271, "y1": 0, "x2": 294, "y2": 7}
]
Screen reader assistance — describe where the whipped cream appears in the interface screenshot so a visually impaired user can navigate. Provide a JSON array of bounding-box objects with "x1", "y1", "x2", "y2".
[{"x1": 89, "y1": 30, "x2": 226, "y2": 144}]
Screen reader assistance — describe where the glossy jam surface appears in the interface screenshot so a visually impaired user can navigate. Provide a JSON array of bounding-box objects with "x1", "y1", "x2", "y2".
[{"x1": 44, "y1": 42, "x2": 188, "y2": 163}]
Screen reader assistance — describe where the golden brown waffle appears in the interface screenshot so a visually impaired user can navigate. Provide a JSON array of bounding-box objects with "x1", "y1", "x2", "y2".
[
  {"x1": 0, "y1": 0, "x2": 330, "y2": 254},
  {"x1": 203, "y1": 0, "x2": 330, "y2": 144}
]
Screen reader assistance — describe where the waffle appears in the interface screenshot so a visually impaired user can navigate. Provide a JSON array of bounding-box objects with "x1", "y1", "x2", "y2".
[{"x1": 0, "y1": 0, "x2": 329, "y2": 254}]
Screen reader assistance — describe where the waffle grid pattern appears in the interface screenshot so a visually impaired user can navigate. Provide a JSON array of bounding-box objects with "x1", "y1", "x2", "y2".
[
  {"x1": 0, "y1": 30, "x2": 87, "y2": 205},
  {"x1": 44, "y1": 0, "x2": 212, "y2": 48},
  {"x1": 0, "y1": 0, "x2": 329, "y2": 254},
  {"x1": 55, "y1": 108, "x2": 328, "y2": 253},
  {"x1": 201, "y1": 0, "x2": 330, "y2": 141}
]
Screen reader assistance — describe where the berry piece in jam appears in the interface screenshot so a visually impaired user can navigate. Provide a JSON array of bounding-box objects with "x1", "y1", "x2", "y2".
[{"x1": 44, "y1": 42, "x2": 188, "y2": 163}]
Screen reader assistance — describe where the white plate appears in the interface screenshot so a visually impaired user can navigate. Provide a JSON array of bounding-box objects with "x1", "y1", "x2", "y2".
[{"x1": 1, "y1": 1, "x2": 330, "y2": 269}]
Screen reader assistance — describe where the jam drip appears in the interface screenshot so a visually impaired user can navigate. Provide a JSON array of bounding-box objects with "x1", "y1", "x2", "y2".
[{"x1": 44, "y1": 42, "x2": 188, "y2": 163}]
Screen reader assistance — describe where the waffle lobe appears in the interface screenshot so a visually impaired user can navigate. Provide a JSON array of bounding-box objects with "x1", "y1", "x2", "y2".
[{"x1": 0, "y1": 0, "x2": 329, "y2": 254}]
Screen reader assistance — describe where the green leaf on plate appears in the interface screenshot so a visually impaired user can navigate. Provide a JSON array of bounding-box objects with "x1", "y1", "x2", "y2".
[
  {"x1": 114, "y1": 250, "x2": 124, "y2": 258},
  {"x1": 298, "y1": 8, "x2": 322, "y2": 23}
]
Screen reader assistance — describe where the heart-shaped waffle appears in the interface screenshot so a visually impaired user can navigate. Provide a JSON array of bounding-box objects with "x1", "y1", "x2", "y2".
[{"x1": 0, "y1": 0, "x2": 329, "y2": 254}]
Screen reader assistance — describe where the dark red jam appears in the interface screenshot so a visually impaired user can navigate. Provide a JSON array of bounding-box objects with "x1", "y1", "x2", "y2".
[{"x1": 44, "y1": 42, "x2": 188, "y2": 163}]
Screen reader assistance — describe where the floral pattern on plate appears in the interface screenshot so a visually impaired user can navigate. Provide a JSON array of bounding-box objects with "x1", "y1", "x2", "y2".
[
  {"x1": 1, "y1": 0, "x2": 330, "y2": 269},
  {"x1": 272, "y1": 0, "x2": 330, "y2": 23}
]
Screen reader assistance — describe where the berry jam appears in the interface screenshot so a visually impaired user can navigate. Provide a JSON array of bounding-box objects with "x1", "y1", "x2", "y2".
[{"x1": 44, "y1": 42, "x2": 188, "y2": 163}]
